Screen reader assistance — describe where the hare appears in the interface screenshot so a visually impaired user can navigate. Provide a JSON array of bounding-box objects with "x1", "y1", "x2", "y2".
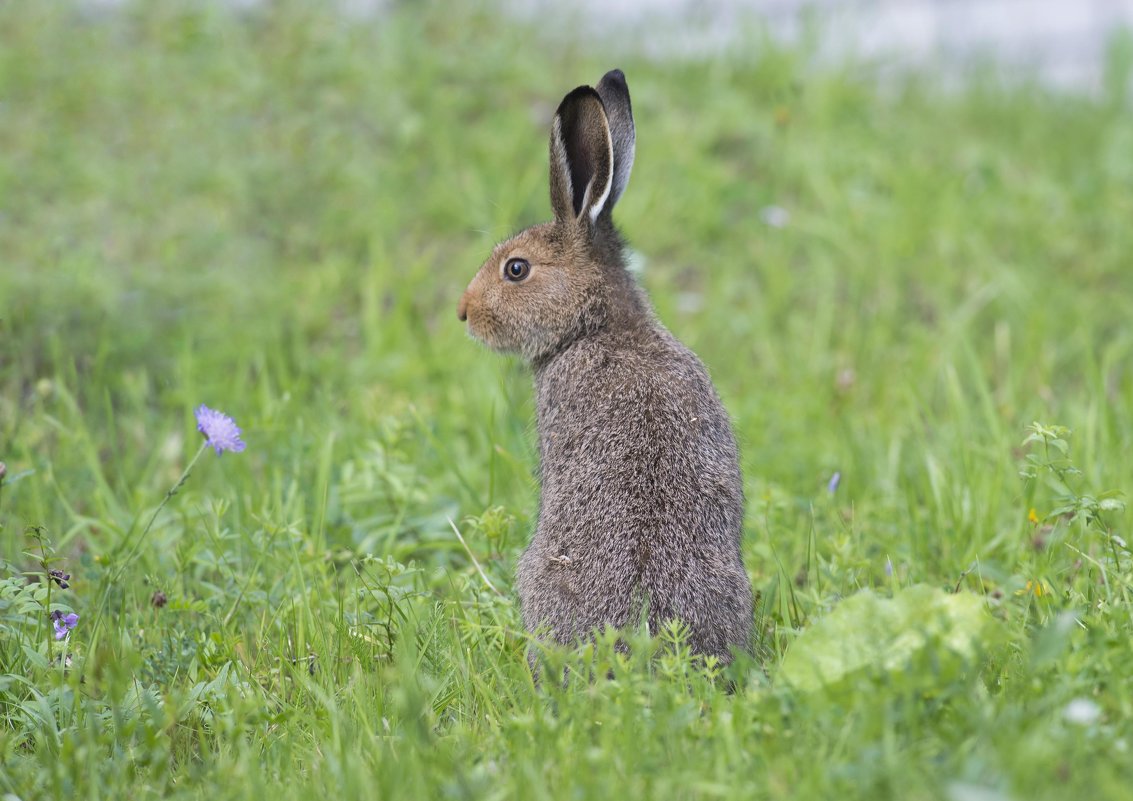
[{"x1": 457, "y1": 70, "x2": 753, "y2": 664}]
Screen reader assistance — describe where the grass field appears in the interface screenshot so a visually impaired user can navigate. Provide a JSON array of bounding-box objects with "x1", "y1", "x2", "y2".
[{"x1": 3, "y1": 2, "x2": 1133, "y2": 799}]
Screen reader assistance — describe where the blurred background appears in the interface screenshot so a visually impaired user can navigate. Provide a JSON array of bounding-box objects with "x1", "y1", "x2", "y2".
[
  {"x1": 3, "y1": 0, "x2": 1132, "y2": 560},
  {"x1": 513, "y1": 0, "x2": 1133, "y2": 92},
  {"x1": 80, "y1": 0, "x2": 1133, "y2": 90}
]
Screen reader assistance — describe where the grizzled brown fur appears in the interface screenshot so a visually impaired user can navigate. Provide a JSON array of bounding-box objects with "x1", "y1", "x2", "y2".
[{"x1": 458, "y1": 70, "x2": 753, "y2": 664}]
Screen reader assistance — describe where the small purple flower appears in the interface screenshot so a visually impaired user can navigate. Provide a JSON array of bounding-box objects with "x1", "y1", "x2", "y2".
[
  {"x1": 194, "y1": 405, "x2": 246, "y2": 455},
  {"x1": 50, "y1": 610, "x2": 79, "y2": 640},
  {"x1": 827, "y1": 471, "x2": 841, "y2": 494},
  {"x1": 49, "y1": 568, "x2": 71, "y2": 589}
]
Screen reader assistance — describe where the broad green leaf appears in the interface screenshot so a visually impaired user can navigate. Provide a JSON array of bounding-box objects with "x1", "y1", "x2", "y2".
[{"x1": 779, "y1": 585, "x2": 994, "y2": 693}]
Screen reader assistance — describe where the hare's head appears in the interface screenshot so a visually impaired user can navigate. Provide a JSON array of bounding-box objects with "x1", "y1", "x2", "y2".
[{"x1": 458, "y1": 70, "x2": 640, "y2": 362}]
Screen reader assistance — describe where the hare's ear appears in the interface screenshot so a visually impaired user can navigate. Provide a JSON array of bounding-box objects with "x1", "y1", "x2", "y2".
[
  {"x1": 595, "y1": 69, "x2": 635, "y2": 213},
  {"x1": 549, "y1": 86, "x2": 614, "y2": 225}
]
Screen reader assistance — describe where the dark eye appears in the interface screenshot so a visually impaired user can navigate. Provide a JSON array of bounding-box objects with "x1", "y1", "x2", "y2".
[{"x1": 503, "y1": 257, "x2": 531, "y2": 282}]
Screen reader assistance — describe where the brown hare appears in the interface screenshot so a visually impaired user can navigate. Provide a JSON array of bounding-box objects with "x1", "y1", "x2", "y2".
[{"x1": 458, "y1": 70, "x2": 753, "y2": 665}]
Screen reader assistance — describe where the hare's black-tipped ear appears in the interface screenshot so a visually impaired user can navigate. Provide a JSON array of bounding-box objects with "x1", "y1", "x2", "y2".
[
  {"x1": 549, "y1": 86, "x2": 614, "y2": 225},
  {"x1": 595, "y1": 69, "x2": 635, "y2": 213}
]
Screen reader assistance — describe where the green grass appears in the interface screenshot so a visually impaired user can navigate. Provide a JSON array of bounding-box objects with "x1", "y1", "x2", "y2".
[{"x1": 3, "y1": 2, "x2": 1133, "y2": 799}]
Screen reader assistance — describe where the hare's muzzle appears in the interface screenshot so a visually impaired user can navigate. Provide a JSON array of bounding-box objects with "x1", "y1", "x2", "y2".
[{"x1": 457, "y1": 292, "x2": 469, "y2": 322}]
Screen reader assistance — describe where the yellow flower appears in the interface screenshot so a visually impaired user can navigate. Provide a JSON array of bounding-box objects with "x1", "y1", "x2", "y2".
[
  {"x1": 1028, "y1": 508, "x2": 1040, "y2": 524},
  {"x1": 1016, "y1": 579, "x2": 1048, "y2": 597}
]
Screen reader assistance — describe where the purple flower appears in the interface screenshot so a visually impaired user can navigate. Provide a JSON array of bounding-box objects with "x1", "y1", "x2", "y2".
[
  {"x1": 827, "y1": 471, "x2": 841, "y2": 494},
  {"x1": 194, "y1": 405, "x2": 246, "y2": 455},
  {"x1": 49, "y1": 568, "x2": 71, "y2": 589},
  {"x1": 50, "y1": 610, "x2": 79, "y2": 640}
]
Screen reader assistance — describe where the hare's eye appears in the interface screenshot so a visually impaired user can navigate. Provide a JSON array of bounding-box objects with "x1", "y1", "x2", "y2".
[{"x1": 503, "y1": 258, "x2": 531, "y2": 282}]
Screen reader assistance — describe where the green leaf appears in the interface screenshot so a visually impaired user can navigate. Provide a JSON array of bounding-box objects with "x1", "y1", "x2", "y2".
[
  {"x1": 778, "y1": 585, "x2": 994, "y2": 693},
  {"x1": 21, "y1": 643, "x2": 51, "y2": 671},
  {"x1": 1029, "y1": 611, "x2": 1079, "y2": 668}
]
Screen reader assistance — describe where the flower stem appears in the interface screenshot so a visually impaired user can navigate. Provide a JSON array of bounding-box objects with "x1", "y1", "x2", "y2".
[
  {"x1": 115, "y1": 441, "x2": 210, "y2": 578},
  {"x1": 84, "y1": 441, "x2": 210, "y2": 670}
]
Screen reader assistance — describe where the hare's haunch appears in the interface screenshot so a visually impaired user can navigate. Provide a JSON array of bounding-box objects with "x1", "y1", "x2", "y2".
[{"x1": 458, "y1": 70, "x2": 753, "y2": 664}]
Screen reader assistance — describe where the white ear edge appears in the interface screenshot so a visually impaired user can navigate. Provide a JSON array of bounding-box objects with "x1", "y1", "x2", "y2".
[
  {"x1": 583, "y1": 118, "x2": 615, "y2": 223},
  {"x1": 551, "y1": 115, "x2": 574, "y2": 217}
]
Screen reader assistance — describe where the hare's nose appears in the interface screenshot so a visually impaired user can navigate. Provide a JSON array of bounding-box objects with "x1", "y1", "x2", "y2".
[{"x1": 457, "y1": 292, "x2": 469, "y2": 322}]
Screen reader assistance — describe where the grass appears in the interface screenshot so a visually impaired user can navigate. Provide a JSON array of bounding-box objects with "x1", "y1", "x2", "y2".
[{"x1": 2, "y1": 2, "x2": 1133, "y2": 798}]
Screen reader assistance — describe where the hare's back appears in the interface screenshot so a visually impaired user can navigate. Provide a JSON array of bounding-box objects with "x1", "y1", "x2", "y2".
[
  {"x1": 534, "y1": 330, "x2": 742, "y2": 530},
  {"x1": 528, "y1": 328, "x2": 751, "y2": 657}
]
